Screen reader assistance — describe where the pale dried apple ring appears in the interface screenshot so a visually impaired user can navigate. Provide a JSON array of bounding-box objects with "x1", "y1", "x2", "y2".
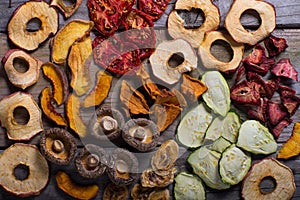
[
  {"x1": 225, "y1": 0, "x2": 276, "y2": 46},
  {"x1": 50, "y1": 0, "x2": 82, "y2": 18},
  {"x1": 167, "y1": 0, "x2": 220, "y2": 48},
  {"x1": 0, "y1": 92, "x2": 43, "y2": 141},
  {"x1": 199, "y1": 31, "x2": 244, "y2": 73},
  {"x1": 1, "y1": 49, "x2": 41, "y2": 90},
  {"x1": 7, "y1": 1, "x2": 58, "y2": 51}
]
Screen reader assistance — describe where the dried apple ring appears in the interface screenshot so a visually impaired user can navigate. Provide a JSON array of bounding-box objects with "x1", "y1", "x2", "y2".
[
  {"x1": 50, "y1": 0, "x2": 82, "y2": 18},
  {"x1": 7, "y1": 1, "x2": 58, "y2": 51},
  {"x1": 167, "y1": 0, "x2": 220, "y2": 48},
  {"x1": 1, "y1": 49, "x2": 41, "y2": 90},
  {"x1": 199, "y1": 31, "x2": 244, "y2": 73},
  {"x1": 225, "y1": 0, "x2": 276, "y2": 46}
]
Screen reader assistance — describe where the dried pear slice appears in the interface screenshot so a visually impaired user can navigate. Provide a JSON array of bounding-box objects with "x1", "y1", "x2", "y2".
[
  {"x1": 68, "y1": 37, "x2": 93, "y2": 96},
  {"x1": 51, "y1": 19, "x2": 94, "y2": 65},
  {"x1": 188, "y1": 146, "x2": 230, "y2": 190},
  {"x1": 176, "y1": 103, "x2": 213, "y2": 148},
  {"x1": 237, "y1": 120, "x2": 277, "y2": 155},
  {"x1": 278, "y1": 122, "x2": 300, "y2": 159}
]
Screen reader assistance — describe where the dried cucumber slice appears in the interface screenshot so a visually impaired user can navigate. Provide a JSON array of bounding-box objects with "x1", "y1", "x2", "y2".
[
  {"x1": 207, "y1": 136, "x2": 231, "y2": 153},
  {"x1": 219, "y1": 145, "x2": 251, "y2": 185},
  {"x1": 176, "y1": 103, "x2": 213, "y2": 148},
  {"x1": 237, "y1": 120, "x2": 277, "y2": 155},
  {"x1": 201, "y1": 71, "x2": 231, "y2": 117},
  {"x1": 174, "y1": 172, "x2": 206, "y2": 200},
  {"x1": 188, "y1": 146, "x2": 230, "y2": 190},
  {"x1": 205, "y1": 112, "x2": 241, "y2": 143}
]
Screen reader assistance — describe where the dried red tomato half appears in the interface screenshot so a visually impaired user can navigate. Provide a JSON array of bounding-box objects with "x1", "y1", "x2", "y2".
[
  {"x1": 268, "y1": 118, "x2": 292, "y2": 138},
  {"x1": 267, "y1": 101, "x2": 289, "y2": 126},
  {"x1": 122, "y1": 9, "x2": 156, "y2": 60},
  {"x1": 271, "y1": 58, "x2": 298, "y2": 81},
  {"x1": 138, "y1": 0, "x2": 170, "y2": 21},
  {"x1": 264, "y1": 35, "x2": 288, "y2": 57},
  {"x1": 230, "y1": 80, "x2": 260, "y2": 105}
]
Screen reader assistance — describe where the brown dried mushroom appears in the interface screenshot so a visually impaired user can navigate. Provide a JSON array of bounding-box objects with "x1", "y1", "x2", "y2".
[
  {"x1": 90, "y1": 106, "x2": 125, "y2": 141},
  {"x1": 141, "y1": 168, "x2": 176, "y2": 188},
  {"x1": 107, "y1": 148, "x2": 139, "y2": 186},
  {"x1": 1, "y1": 49, "x2": 41, "y2": 89},
  {"x1": 0, "y1": 143, "x2": 49, "y2": 197},
  {"x1": 75, "y1": 144, "x2": 107, "y2": 179},
  {"x1": 50, "y1": 0, "x2": 82, "y2": 18},
  {"x1": 131, "y1": 183, "x2": 170, "y2": 200},
  {"x1": 167, "y1": 0, "x2": 220, "y2": 48},
  {"x1": 7, "y1": 0, "x2": 58, "y2": 51},
  {"x1": 225, "y1": 0, "x2": 276, "y2": 46},
  {"x1": 0, "y1": 92, "x2": 43, "y2": 141},
  {"x1": 103, "y1": 182, "x2": 128, "y2": 200},
  {"x1": 40, "y1": 128, "x2": 77, "y2": 165},
  {"x1": 122, "y1": 118, "x2": 160, "y2": 152}
]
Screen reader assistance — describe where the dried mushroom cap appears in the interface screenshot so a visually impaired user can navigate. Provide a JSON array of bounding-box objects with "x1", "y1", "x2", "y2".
[
  {"x1": 167, "y1": 0, "x2": 220, "y2": 48},
  {"x1": 40, "y1": 128, "x2": 77, "y2": 165},
  {"x1": 242, "y1": 158, "x2": 295, "y2": 200},
  {"x1": 50, "y1": 0, "x2": 82, "y2": 18},
  {"x1": 149, "y1": 39, "x2": 197, "y2": 85},
  {"x1": 103, "y1": 182, "x2": 128, "y2": 200},
  {"x1": 0, "y1": 143, "x2": 49, "y2": 197},
  {"x1": 141, "y1": 168, "x2": 176, "y2": 188},
  {"x1": 131, "y1": 183, "x2": 170, "y2": 200},
  {"x1": 75, "y1": 144, "x2": 107, "y2": 179},
  {"x1": 107, "y1": 148, "x2": 139, "y2": 186},
  {"x1": 199, "y1": 31, "x2": 245, "y2": 73},
  {"x1": 90, "y1": 106, "x2": 125, "y2": 141},
  {"x1": 225, "y1": 0, "x2": 276, "y2": 46},
  {"x1": 2, "y1": 49, "x2": 41, "y2": 89},
  {"x1": 122, "y1": 118, "x2": 159, "y2": 152},
  {"x1": 0, "y1": 92, "x2": 43, "y2": 141},
  {"x1": 7, "y1": 1, "x2": 58, "y2": 51}
]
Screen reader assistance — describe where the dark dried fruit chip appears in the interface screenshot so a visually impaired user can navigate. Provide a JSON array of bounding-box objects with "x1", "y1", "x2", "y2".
[
  {"x1": 235, "y1": 64, "x2": 246, "y2": 84},
  {"x1": 281, "y1": 95, "x2": 300, "y2": 116},
  {"x1": 271, "y1": 58, "x2": 298, "y2": 81},
  {"x1": 264, "y1": 35, "x2": 288, "y2": 57},
  {"x1": 278, "y1": 85, "x2": 296, "y2": 97},
  {"x1": 231, "y1": 80, "x2": 260, "y2": 105},
  {"x1": 265, "y1": 78, "x2": 280, "y2": 99},
  {"x1": 138, "y1": 0, "x2": 170, "y2": 21},
  {"x1": 267, "y1": 101, "x2": 289, "y2": 126},
  {"x1": 247, "y1": 98, "x2": 268, "y2": 123},
  {"x1": 103, "y1": 182, "x2": 128, "y2": 200},
  {"x1": 269, "y1": 118, "x2": 293, "y2": 138}
]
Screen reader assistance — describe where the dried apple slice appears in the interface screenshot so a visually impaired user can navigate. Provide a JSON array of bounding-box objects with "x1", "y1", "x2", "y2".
[
  {"x1": 51, "y1": 19, "x2": 94, "y2": 65},
  {"x1": 7, "y1": 1, "x2": 58, "y2": 51},
  {"x1": 42, "y1": 62, "x2": 68, "y2": 105},
  {"x1": 0, "y1": 92, "x2": 43, "y2": 141},
  {"x1": 40, "y1": 87, "x2": 67, "y2": 127},
  {"x1": 68, "y1": 37, "x2": 93, "y2": 96},
  {"x1": 82, "y1": 70, "x2": 113, "y2": 108},
  {"x1": 50, "y1": 0, "x2": 82, "y2": 18}
]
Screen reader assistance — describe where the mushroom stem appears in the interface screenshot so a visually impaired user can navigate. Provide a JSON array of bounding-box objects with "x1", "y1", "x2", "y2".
[
  {"x1": 86, "y1": 154, "x2": 100, "y2": 169},
  {"x1": 116, "y1": 160, "x2": 129, "y2": 174},
  {"x1": 133, "y1": 127, "x2": 146, "y2": 141},
  {"x1": 100, "y1": 116, "x2": 118, "y2": 132},
  {"x1": 52, "y1": 140, "x2": 65, "y2": 153}
]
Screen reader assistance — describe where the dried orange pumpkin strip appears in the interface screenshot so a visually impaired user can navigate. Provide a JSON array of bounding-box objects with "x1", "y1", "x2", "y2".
[
  {"x1": 277, "y1": 122, "x2": 300, "y2": 159},
  {"x1": 66, "y1": 94, "x2": 87, "y2": 137},
  {"x1": 82, "y1": 70, "x2": 113, "y2": 108},
  {"x1": 42, "y1": 62, "x2": 68, "y2": 105},
  {"x1": 68, "y1": 37, "x2": 93, "y2": 96},
  {"x1": 40, "y1": 87, "x2": 67, "y2": 127},
  {"x1": 181, "y1": 74, "x2": 208, "y2": 102}
]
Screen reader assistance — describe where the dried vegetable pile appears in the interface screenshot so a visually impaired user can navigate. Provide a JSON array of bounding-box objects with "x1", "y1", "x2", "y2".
[{"x1": 0, "y1": 0, "x2": 299, "y2": 199}]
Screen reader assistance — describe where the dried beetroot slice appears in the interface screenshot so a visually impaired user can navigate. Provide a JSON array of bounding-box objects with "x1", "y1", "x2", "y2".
[
  {"x1": 269, "y1": 118, "x2": 292, "y2": 138},
  {"x1": 281, "y1": 95, "x2": 300, "y2": 116},
  {"x1": 278, "y1": 85, "x2": 296, "y2": 97},
  {"x1": 267, "y1": 101, "x2": 289, "y2": 126},
  {"x1": 235, "y1": 64, "x2": 246, "y2": 84},
  {"x1": 247, "y1": 98, "x2": 268, "y2": 123},
  {"x1": 231, "y1": 80, "x2": 260, "y2": 105},
  {"x1": 264, "y1": 35, "x2": 288, "y2": 57},
  {"x1": 271, "y1": 58, "x2": 298, "y2": 81},
  {"x1": 138, "y1": 0, "x2": 170, "y2": 21}
]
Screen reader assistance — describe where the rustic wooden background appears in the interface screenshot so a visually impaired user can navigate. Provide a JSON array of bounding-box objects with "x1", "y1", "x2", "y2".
[{"x1": 0, "y1": 0, "x2": 300, "y2": 199}]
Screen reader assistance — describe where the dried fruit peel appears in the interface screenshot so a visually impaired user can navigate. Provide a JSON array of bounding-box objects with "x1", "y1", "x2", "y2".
[
  {"x1": 277, "y1": 122, "x2": 300, "y2": 159},
  {"x1": 56, "y1": 171, "x2": 99, "y2": 200}
]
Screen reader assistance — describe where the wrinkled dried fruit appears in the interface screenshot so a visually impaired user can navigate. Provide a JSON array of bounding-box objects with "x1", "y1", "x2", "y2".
[
  {"x1": 82, "y1": 70, "x2": 112, "y2": 108},
  {"x1": 235, "y1": 64, "x2": 246, "y2": 84},
  {"x1": 138, "y1": 0, "x2": 170, "y2": 21},
  {"x1": 40, "y1": 87, "x2": 67, "y2": 126},
  {"x1": 0, "y1": 92, "x2": 43, "y2": 140},
  {"x1": 56, "y1": 171, "x2": 99, "y2": 200},
  {"x1": 50, "y1": 0, "x2": 82, "y2": 18},
  {"x1": 269, "y1": 118, "x2": 292, "y2": 139},
  {"x1": 199, "y1": 31, "x2": 244, "y2": 73},
  {"x1": 277, "y1": 122, "x2": 300, "y2": 159},
  {"x1": 242, "y1": 158, "x2": 295, "y2": 200},
  {"x1": 246, "y1": 98, "x2": 268, "y2": 123},
  {"x1": 42, "y1": 62, "x2": 68, "y2": 105},
  {"x1": 264, "y1": 35, "x2": 288, "y2": 57},
  {"x1": 1, "y1": 49, "x2": 41, "y2": 89},
  {"x1": 181, "y1": 74, "x2": 207, "y2": 102},
  {"x1": 40, "y1": 128, "x2": 77, "y2": 165},
  {"x1": 278, "y1": 85, "x2": 296, "y2": 97},
  {"x1": 231, "y1": 80, "x2": 260, "y2": 105},
  {"x1": 68, "y1": 37, "x2": 93, "y2": 96},
  {"x1": 0, "y1": 143, "x2": 49, "y2": 197},
  {"x1": 150, "y1": 39, "x2": 197, "y2": 84},
  {"x1": 271, "y1": 58, "x2": 298, "y2": 81},
  {"x1": 131, "y1": 183, "x2": 170, "y2": 200},
  {"x1": 75, "y1": 144, "x2": 107, "y2": 178},
  {"x1": 225, "y1": 0, "x2": 276, "y2": 46},
  {"x1": 103, "y1": 182, "x2": 128, "y2": 200},
  {"x1": 51, "y1": 19, "x2": 94, "y2": 64},
  {"x1": 122, "y1": 118, "x2": 159, "y2": 152},
  {"x1": 66, "y1": 94, "x2": 87, "y2": 137},
  {"x1": 168, "y1": 0, "x2": 220, "y2": 48},
  {"x1": 267, "y1": 101, "x2": 289, "y2": 126},
  {"x1": 120, "y1": 80, "x2": 149, "y2": 115},
  {"x1": 265, "y1": 78, "x2": 280, "y2": 99},
  {"x1": 281, "y1": 95, "x2": 300, "y2": 116},
  {"x1": 8, "y1": 1, "x2": 58, "y2": 51},
  {"x1": 141, "y1": 168, "x2": 176, "y2": 188}
]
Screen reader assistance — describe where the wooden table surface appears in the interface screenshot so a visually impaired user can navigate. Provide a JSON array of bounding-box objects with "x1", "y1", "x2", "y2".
[{"x1": 0, "y1": 0, "x2": 300, "y2": 199}]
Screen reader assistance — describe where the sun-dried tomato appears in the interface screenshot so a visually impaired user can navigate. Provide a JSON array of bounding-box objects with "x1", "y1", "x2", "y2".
[
  {"x1": 138, "y1": 0, "x2": 170, "y2": 21},
  {"x1": 271, "y1": 58, "x2": 298, "y2": 81},
  {"x1": 264, "y1": 35, "x2": 288, "y2": 57}
]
